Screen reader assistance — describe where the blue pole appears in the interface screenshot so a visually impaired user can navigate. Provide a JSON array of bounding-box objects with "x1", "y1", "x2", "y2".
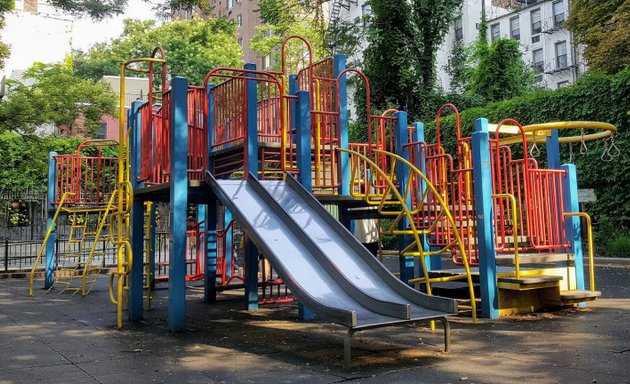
[
  {"x1": 394, "y1": 111, "x2": 415, "y2": 284},
  {"x1": 204, "y1": 201, "x2": 218, "y2": 303},
  {"x1": 546, "y1": 129, "x2": 565, "y2": 252},
  {"x1": 296, "y1": 89, "x2": 315, "y2": 321},
  {"x1": 412, "y1": 122, "x2": 440, "y2": 270},
  {"x1": 129, "y1": 100, "x2": 144, "y2": 320},
  {"x1": 224, "y1": 208, "x2": 233, "y2": 278},
  {"x1": 206, "y1": 83, "x2": 215, "y2": 173},
  {"x1": 244, "y1": 62, "x2": 259, "y2": 310},
  {"x1": 561, "y1": 164, "x2": 585, "y2": 292},
  {"x1": 44, "y1": 151, "x2": 57, "y2": 289},
  {"x1": 289, "y1": 74, "x2": 298, "y2": 132},
  {"x1": 334, "y1": 54, "x2": 349, "y2": 196},
  {"x1": 244, "y1": 63, "x2": 258, "y2": 178},
  {"x1": 471, "y1": 118, "x2": 499, "y2": 319},
  {"x1": 168, "y1": 76, "x2": 189, "y2": 331}
]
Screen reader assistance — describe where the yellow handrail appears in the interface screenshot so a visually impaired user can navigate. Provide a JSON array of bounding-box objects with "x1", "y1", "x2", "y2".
[
  {"x1": 80, "y1": 190, "x2": 119, "y2": 296},
  {"x1": 492, "y1": 193, "x2": 521, "y2": 279},
  {"x1": 29, "y1": 192, "x2": 75, "y2": 296},
  {"x1": 339, "y1": 148, "x2": 477, "y2": 322},
  {"x1": 563, "y1": 212, "x2": 596, "y2": 291}
]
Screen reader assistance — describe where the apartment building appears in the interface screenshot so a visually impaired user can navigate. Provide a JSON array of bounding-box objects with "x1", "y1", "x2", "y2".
[
  {"x1": 335, "y1": 0, "x2": 583, "y2": 92},
  {"x1": 178, "y1": 0, "x2": 268, "y2": 70}
]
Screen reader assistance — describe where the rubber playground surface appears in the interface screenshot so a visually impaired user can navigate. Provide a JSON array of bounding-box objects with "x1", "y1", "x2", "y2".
[{"x1": 1, "y1": 261, "x2": 629, "y2": 384}]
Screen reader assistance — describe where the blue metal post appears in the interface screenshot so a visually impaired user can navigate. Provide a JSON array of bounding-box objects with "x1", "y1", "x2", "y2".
[
  {"x1": 244, "y1": 62, "x2": 259, "y2": 310},
  {"x1": 129, "y1": 100, "x2": 144, "y2": 320},
  {"x1": 296, "y1": 89, "x2": 315, "y2": 321},
  {"x1": 546, "y1": 129, "x2": 561, "y2": 169},
  {"x1": 204, "y1": 201, "x2": 218, "y2": 303},
  {"x1": 296, "y1": 90, "x2": 312, "y2": 190},
  {"x1": 471, "y1": 118, "x2": 499, "y2": 319},
  {"x1": 168, "y1": 76, "x2": 189, "y2": 331},
  {"x1": 289, "y1": 74, "x2": 298, "y2": 132},
  {"x1": 394, "y1": 111, "x2": 415, "y2": 284},
  {"x1": 244, "y1": 63, "x2": 258, "y2": 178},
  {"x1": 334, "y1": 54, "x2": 349, "y2": 196},
  {"x1": 412, "y1": 121, "x2": 440, "y2": 270},
  {"x1": 562, "y1": 164, "x2": 585, "y2": 291},
  {"x1": 224, "y1": 208, "x2": 233, "y2": 278},
  {"x1": 44, "y1": 152, "x2": 57, "y2": 289},
  {"x1": 206, "y1": 83, "x2": 215, "y2": 172}
]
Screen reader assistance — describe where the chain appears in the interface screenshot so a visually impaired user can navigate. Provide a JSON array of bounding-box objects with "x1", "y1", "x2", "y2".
[{"x1": 579, "y1": 129, "x2": 588, "y2": 154}]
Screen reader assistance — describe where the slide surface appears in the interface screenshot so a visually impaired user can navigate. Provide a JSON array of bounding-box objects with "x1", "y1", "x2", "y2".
[{"x1": 206, "y1": 172, "x2": 457, "y2": 329}]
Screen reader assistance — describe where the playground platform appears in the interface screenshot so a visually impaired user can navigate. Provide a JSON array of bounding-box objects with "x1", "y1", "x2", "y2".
[{"x1": 2, "y1": 260, "x2": 629, "y2": 384}]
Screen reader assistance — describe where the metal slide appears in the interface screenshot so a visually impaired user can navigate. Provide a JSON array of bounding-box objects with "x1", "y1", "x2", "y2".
[{"x1": 205, "y1": 172, "x2": 457, "y2": 364}]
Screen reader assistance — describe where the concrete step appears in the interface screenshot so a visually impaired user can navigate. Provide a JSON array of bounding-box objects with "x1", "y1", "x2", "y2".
[
  {"x1": 559, "y1": 290, "x2": 601, "y2": 304},
  {"x1": 497, "y1": 274, "x2": 562, "y2": 290}
]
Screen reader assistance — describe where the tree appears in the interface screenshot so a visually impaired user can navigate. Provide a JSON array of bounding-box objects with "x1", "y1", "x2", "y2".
[
  {"x1": 360, "y1": 0, "x2": 463, "y2": 117},
  {"x1": 469, "y1": 38, "x2": 533, "y2": 102},
  {"x1": 0, "y1": 0, "x2": 13, "y2": 69},
  {"x1": 45, "y1": 0, "x2": 205, "y2": 20},
  {"x1": 565, "y1": 0, "x2": 630, "y2": 74},
  {"x1": 0, "y1": 132, "x2": 80, "y2": 191},
  {"x1": 0, "y1": 58, "x2": 117, "y2": 135},
  {"x1": 250, "y1": 0, "x2": 328, "y2": 74},
  {"x1": 74, "y1": 18, "x2": 242, "y2": 86},
  {"x1": 444, "y1": 38, "x2": 469, "y2": 94}
]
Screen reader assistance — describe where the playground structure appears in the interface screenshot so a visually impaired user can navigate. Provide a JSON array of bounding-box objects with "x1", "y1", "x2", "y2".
[{"x1": 30, "y1": 36, "x2": 617, "y2": 364}]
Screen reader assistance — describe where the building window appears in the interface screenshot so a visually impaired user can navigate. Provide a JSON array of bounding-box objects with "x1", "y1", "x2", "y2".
[
  {"x1": 490, "y1": 23, "x2": 500, "y2": 42},
  {"x1": 556, "y1": 40, "x2": 568, "y2": 68},
  {"x1": 236, "y1": 14, "x2": 242, "y2": 27},
  {"x1": 94, "y1": 123, "x2": 107, "y2": 139},
  {"x1": 531, "y1": 8, "x2": 541, "y2": 34},
  {"x1": 532, "y1": 48, "x2": 544, "y2": 73},
  {"x1": 262, "y1": 55, "x2": 271, "y2": 69},
  {"x1": 532, "y1": 35, "x2": 540, "y2": 44},
  {"x1": 227, "y1": 0, "x2": 233, "y2": 11},
  {"x1": 238, "y1": 37, "x2": 243, "y2": 48},
  {"x1": 553, "y1": 1, "x2": 565, "y2": 27},
  {"x1": 454, "y1": 16, "x2": 463, "y2": 41},
  {"x1": 510, "y1": 16, "x2": 520, "y2": 40},
  {"x1": 362, "y1": 4, "x2": 372, "y2": 28},
  {"x1": 557, "y1": 80, "x2": 570, "y2": 88}
]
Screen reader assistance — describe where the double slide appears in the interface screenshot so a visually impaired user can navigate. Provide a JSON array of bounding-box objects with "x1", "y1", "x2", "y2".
[{"x1": 206, "y1": 172, "x2": 457, "y2": 333}]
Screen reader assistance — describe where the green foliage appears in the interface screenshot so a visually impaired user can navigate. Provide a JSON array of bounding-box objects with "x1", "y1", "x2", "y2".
[
  {"x1": 429, "y1": 68, "x2": 630, "y2": 245},
  {"x1": 0, "y1": 0, "x2": 14, "y2": 70},
  {"x1": 250, "y1": 0, "x2": 328, "y2": 74},
  {"x1": 360, "y1": 0, "x2": 463, "y2": 119},
  {"x1": 74, "y1": 18, "x2": 242, "y2": 86},
  {"x1": 469, "y1": 38, "x2": 534, "y2": 102},
  {"x1": 444, "y1": 39, "x2": 469, "y2": 94},
  {"x1": 0, "y1": 132, "x2": 80, "y2": 192},
  {"x1": 46, "y1": 0, "x2": 127, "y2": 19},
  {"x1": 566, "y1": 0, "x2": 630, "y2": 74},
  {"x1": 1, "y1": 59, "x2": 117, "y2": 135}
]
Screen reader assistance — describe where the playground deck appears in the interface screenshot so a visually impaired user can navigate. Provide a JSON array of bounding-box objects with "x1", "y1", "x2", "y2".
[{"x1": 2, "y1": 261, "x2": 629, "y2": 384}]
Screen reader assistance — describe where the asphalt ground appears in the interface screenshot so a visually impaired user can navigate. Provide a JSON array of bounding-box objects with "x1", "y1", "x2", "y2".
[{"x1": 1, "y1": 261, "x2": 629, "y2": 384}]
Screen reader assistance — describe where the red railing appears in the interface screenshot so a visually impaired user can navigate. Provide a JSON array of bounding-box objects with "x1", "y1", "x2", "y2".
[{"x1": 54, "y1": 140, "x2": 119, "y2": 206}]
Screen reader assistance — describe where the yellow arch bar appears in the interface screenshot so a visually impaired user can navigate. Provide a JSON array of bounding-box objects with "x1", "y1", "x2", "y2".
[{"x1": 498, "y1": 121, "x2": 617, "y2": 145}]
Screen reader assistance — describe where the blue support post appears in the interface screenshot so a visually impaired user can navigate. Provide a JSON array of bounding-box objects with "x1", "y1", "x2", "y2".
[
  {"x1": 168, "y1": 76, "x2": 189, "y2": 331},
  {"x1": 289, "y1": 74, "x2": 298, "y2": 132},
  {"x1": 412, "y1": 122, "x2": 440, "y2": 271},
  {"x1": 204, "y1": 201, "x2": 218, "y2": 303},
  {"x1": 44, "y1": 152, "x2": 57, "y2": 289},
  {"x1": 244, "y1": 63, "x2": 259, "y2": 310},
  {"x1": 296, "y1": 89, "x2": 315, "y2": 321},
  {"x1": 129, "y1": 100, "x2": 144, "y2": 320},
  {"x1": 471, "y1": 118, "x2": 499, "y2": 319},
  {"x1": 394, "y1": 111, "x2": 415, "y2": 284},
  {"x1": 244, "y1": 63, "x2": 258, "y2": 178},
  {"x1": 206, "y1": 83, "x2": 215, "y2": 172},
  {"x1": 561, "y1": 164, "x2": 585, "y2": 291},
  {"x1": 224, "y1": 208, "x2": 233, "y2": 278},
  {"x1": 546, "y1": 129, "x2": 561, "y2": 169},
  {"x1": 334, "y1": 54, "x2": 349, "y2": 196}
]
